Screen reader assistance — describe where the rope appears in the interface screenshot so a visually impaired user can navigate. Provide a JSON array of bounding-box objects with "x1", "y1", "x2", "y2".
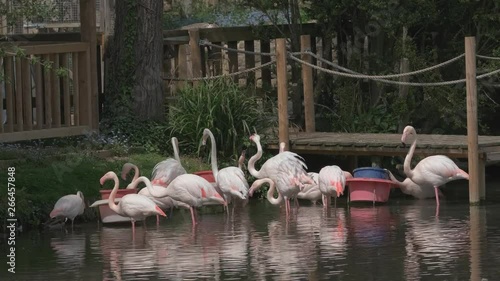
[
  {"x1": 162, "y1": 60, "x2": 276, "y2": 81},
  {"x1": 303, "y1": 50, "x2": 465, "y2": 78},
  {"x1": 288, "y1": 54, "x2": 500, "y2": 86},
  {"x1": 199, "y1": 39, "x2": 274, "y2": 57},
  {"x1": 477, "y1": 54, "x2": 500, "y2": 61}
]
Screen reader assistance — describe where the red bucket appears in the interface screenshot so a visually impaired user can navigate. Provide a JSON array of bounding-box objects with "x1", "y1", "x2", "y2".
[{"x1": 98, "y1": 188, "x2": 137, "y2": 223}]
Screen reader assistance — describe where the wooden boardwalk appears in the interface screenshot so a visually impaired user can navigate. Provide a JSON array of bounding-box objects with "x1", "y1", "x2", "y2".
[{"x1": 266, "y1": 131, "x2": 500, "y2": 164}]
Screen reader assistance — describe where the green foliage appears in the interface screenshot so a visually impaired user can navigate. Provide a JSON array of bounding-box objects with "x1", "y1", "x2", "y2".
[{"x1": 167, "y1": 78, "x2": 272, "y2": 158}]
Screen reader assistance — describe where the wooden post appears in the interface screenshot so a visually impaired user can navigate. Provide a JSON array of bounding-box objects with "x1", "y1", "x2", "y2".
[
  {"x1": 0, "y1": 0, "x2": 7, "y2": 35},
  {"x1": 276, "y1": 38, "x2": 289, "y2": 150},
  {"x1": 301, "y1": 35, "x2": 315, "y2": 133},
  {"x1": 188, "y1": 29, "x2": 202, "y2": 85},
  {"x1": 465, "y1": 36, "x2": 480, "y2": 204},
  {"x1": 80, "y1": 0, "x2": 98, "y2": 131},
  {"x1": 479, "y1": 155, "x2": 486, "y2": 200}
]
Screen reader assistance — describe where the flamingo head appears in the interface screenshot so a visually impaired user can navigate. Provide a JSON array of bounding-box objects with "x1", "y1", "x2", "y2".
[
  {"x1": 100, "y1": 171, "x2": 116, "y2": 186},
  {"x1": 76, "y1": 191, "x2": 84, "y2": 200},
  {"x1": 401, "y1": 125, "x2": 416, "y2": 145},
  {"x1": 121, "y1": 163, "x2": 135, "y2": 180},
  {"x1": 171, "y1": 137, "x2": 178, "y2": 147},
  {"x1": 343, "y1": 171, "x2": 353, "y2": 179},
  {"x1": 249, "y1": 134, "x2": 260, "y2": 142},
  {"x1": 201, "y1": 129, "x2": 211, "y2": 146}
]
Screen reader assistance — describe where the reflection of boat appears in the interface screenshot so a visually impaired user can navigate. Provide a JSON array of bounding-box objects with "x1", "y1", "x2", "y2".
[
  {"x1": 347, "y1": 178, "x2": 395, "y2": 203},
  {"x1": 349, "y1": 206, "x2": 395, "y2": 246}
]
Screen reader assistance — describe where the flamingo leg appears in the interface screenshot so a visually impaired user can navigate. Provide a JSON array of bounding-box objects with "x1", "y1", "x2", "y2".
[
  {"x1": 71, "y1": 219, "x2": 74, "y2": 231},
  {"x1": 131, "y1": 219, "x2": 136, "y2": 239},
  {"x1": 334, "y1": 196, "x2": 337, "y2": 209},
  {"x1": 435, "y1": 186, "x2": 440, "y2": 217},
  {"x1": 190, "y1": 207, "x2": 197, "y2": 226},
  {"x1": 169, "y1": 206, "x2": 174, "y2": 218},
  {"x1": 156, "y1": 215, "x2": 160, "y2": 226}
]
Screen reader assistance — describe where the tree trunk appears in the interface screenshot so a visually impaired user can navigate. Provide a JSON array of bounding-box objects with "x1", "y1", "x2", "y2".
[
  {"x1": 134, "y1": 0, "x2": 164, "y2": 120},
  {"x1": 103, "y1": 0, "x2": 164, "y2": 125}
]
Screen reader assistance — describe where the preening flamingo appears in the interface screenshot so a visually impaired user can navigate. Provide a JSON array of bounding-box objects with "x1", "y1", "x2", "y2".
[
  {"x1": 248, "y1": 178, "x2": 283, "y2": 205},
  {"x1": 100, "y1": 171, "x2": 166, "y2": 237},
  {"x1": 297, "y1": 172, "x2": 322, "y2": 205},
  {"x1": 49, "y1": 191, "x2": 85, "y2": 230},
  {"x1": 385, "y1": 169, "x2": 444, "y2": 199},
  {"x1": 201, "y1": 128, "x2": 249, "y2": 213},
  {"x1": 147, "y1": 173, "x2": 226, "y2": 226},
  {"x1": 151, "y1": 137, "x2": 187, "y2": 186},
  {"x1": 248, "y1": 134, "x2": 313, "y2": 188},
  {"x1": 401, "y1": 125, "x2": 469, "y2": 214},
  {"x1": 318, "y1": 165, "x2": 346, "y2": 209}
]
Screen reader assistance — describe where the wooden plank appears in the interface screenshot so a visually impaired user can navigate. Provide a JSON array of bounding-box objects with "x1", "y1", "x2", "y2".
[
  {"x1": 0, "y1": 126, "x2": 91, "y2": 143},
  {"x1": 15, "y1": 57, "x2": 23, "y2": 132},
  {"x1": 61, "y1": 53, "x2": 71, "y2": 126},
  {"x1": 21, "y1": 57, "x2": 32, "y2": 131},
  {"x1": 188, "y1": 29, "x2": 202, "y2": 84},
  {"x1": 43, "y1": 54, "x2": 52, "y2": 129},
  {"x1": 51, "y1": 54, "x2": 61, "y2": 128},
  {"x1": 20, "y1": 43, "x2": 88, "y2": 55},
  {"x1": 209, "y1": 42, "x2": 222, "y2": 75},
  {"x1": 177, "y1": 44, "x2": 188, "y2": 89},
  {"x1": 244, "y1": 40, "x2": 255, "y2": 86},
  {"x1": 34, "y1": 60, "x2": 43, "y2": 129},
  {"x1": 3, "y1": 32, "x2": 81, "y2": 42},
  {"x1": 227, "y1": 41, "x2": 238, "y2": 78},
  {"x1": 301, "y1": 35, "x2": 315, "y2": 133},
  {"x1": 0, "y1": 58, "x2": 3, "y2": 132},
  {"x1": 77, "y1": 49, "x2": 92, "y2": 126},
  {"x1": 260, "y1": 40, "x2": 271, "y2": 90},
  {"x1": 276, "y1": 38, "x2": 289, "y2": 150},
  {"x1": 72, "y1": 53, "x2": 80, "y2": 126}
]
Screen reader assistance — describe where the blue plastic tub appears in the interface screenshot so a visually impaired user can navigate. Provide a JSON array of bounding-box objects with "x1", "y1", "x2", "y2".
[{"x1": 353, "y1": 167, "x2": 388, "y2": 180}]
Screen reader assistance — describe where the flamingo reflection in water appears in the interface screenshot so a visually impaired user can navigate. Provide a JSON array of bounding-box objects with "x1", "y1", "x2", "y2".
[{"x1": 50, "y1": 233, "x2": 86, "y2": 279}]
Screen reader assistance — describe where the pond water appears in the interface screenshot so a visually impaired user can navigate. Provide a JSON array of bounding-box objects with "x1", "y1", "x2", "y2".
[{"x1": 2, "y1": 197, "x2": 500, "y2": 281}]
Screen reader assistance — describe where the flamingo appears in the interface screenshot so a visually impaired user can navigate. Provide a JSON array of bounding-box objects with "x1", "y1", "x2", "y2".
[
  {"x1": 401, "y1": 125, "x2": 469, "y2": 214},
  {"x1": 151, "y1": 137, "x2": 187, "y2": 186},
  {"x1": 121, "y1": 162, "x2": 140, "y2": 189},
  {"x1": 237, "y1": 149, "x2": 246, "y2": 170},
  {"x1": 201, "y1": 128, "x2": 249, "y2": 214},
  {"x1": 249, "y1": 178, "x2": 283, "y2": 205},
  {"x1": 385, "y1": 169, "x2": 444, "y2": 199},
  {"x1": 146, "y1": 173, "x2": 227, "y2": 226},
  {"x1": 100, "y1": 171, "x2": 166, "y2": 237},
  {"x1": 318, "y1": 165, "x2": 346, "y2": 209},
  {"x1": 49, "y1": 191, "x2": 85, "y2": 230},
  {"x1": 296, "y1": 172, "x2": 322, "y2": 205},
  {"x1": 248, "y1": 134, "x2": 311, "y2": 184}
]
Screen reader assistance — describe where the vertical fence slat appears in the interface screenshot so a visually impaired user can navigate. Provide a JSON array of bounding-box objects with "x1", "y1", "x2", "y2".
[
  {"x1": 62, "y1": 53, "x2": 71, "y2": 126},
  {"x1": 177, "y1": 44, "x2": 188, "y2": 90},
  {"x1": 244, "y1": 40, "x2": 255, "y2": 86},
  {"x1": 227, "y1": 41, "x2": 238, "y2": 81},
  {"x1": 43, "y1": 54, "x2": 52, "y2": 129},
  {"x1": 260, "y1": 40, "x2": 271, "y2": 91},
  {"x1": 78, "y1": 49, "x2": 91, "y2": 126},
  {"x1": 51, "y1": 54, "x2": 61, "y2": 128},
  {"x1": 22, "y1": 57, "x2": 32, "y2": 131},
  {"x1": 15, "y1": 56, "x2": 23, "y2": 131},
  {"x1": 0, "y1": 58, "x2": 3, "y2": 133},
  {"x1": 72, "y1": 53, "x2": 80, "y2": 126},
  {"x1": 211, "y1": 42, "x2": 222, "y2": 76},
  {"x1": 5, "y1": 56, "x2": 14, "y2": 132},
  {"x1": 35, "y1": 59, "x2": 43, "y2": 130}
]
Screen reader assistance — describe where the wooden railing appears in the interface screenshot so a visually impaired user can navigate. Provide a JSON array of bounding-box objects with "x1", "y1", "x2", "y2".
[
  {"x1": 162, "y1": 23, "x2": 323, "y2": 96},
  {"x1": 0, "y1": 42, "x2": 94, "y2": 142}
]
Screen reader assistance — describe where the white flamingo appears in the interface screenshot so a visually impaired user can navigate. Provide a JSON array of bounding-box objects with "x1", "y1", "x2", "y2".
[
  {"x1": 100, "y1": 171, "x2": 166, "y2": 237},
  {"x1": 401, "y1": 125, "x2": 469, "y2": 215},
  {"x1": 201, "y1": 128, "x2": 249, "y2": 214},
  {"x1": 49, "y1": 191, "x2": 85, "y2": 230},
  {"x1": 151, "y1": 137, "x2": 187, "y2": 186},
  {"x1": 237, "y1": 149, "x2": 246, "y2": 170},
  {"x1": 147, "y1": 174, "x2": 227, "y2": 226},
  {"x1": 318, "y1": 165, "x2": 346, "y2": 209}
]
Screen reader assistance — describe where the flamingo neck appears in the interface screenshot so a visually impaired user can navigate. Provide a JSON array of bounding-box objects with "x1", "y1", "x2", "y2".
[
  {"x1": 107, "y1": 173, "x2": 121, "y2": 214},
  {"x1": 205, "y1": 130, "x2": 219, "y2": 179},
  {"x1": 266, "y1": 179, "x2": 283, "y2": 205},
  {"x1": 387, "y1": 170, "x2": 405, "y2": 187},
  {"x1": 248, "y1": 138, "x2": 263, "y2": 178},
  {"x1": 138, "y1": 176, "x2": 171, "y2": 198},
  {"x1": 172, "y1": 138, "x2": 181, "y2": 162},
  {"x1": 404, "y1": 138, "x2": 417, "y2": 179},
  {"x1": 132, "y1": 165, "x2": 139, "y2": 182},
  {"x1": 238, "y1": 151, "x2": 245, "y2": 170}
]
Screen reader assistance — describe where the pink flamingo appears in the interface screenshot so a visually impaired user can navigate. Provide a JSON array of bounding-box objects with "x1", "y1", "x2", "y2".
[
  {"x1": 296, "y1": 172, "x2": 322, "y2": 205},
  {"x1": 248, "y1": 178, "x2": 283, "y2": 205},
  {"x1": 401, "y1": 125, "x2": 469, "y2": 214},
  {"x1": 238, "y1": 149, "x2": 246, "y2": 170},
  {"x1": 385, "y1": 169, "x2": 444, "y2": 199},
  {"x1": 121, "y1": 162, "x2": 140, "y2": 189},
  {"x1": 151, "y1": 137, "x2": 187, "y2": 186},
  {"x1": 147, "y1": 173, "x2": 226, "y2": 226},
  {"x1": 201, "y1": 128, "x2": 249, "y2": 214},
  {"x1": 318, "y1": 165, "x2": 346, "y2": 209},
  {"x1": 49, "y1": 191, "x2": 85, "y2": 230},
  {"x1": 100, "y1": 171, "x2": 166, "y2": 237}
]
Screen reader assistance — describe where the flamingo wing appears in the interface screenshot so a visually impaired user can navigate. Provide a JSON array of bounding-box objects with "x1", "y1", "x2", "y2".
[
  {"x1": 50, "y1": 195, "x2": 84, "y2": 220},
  {"x1": 318, "y1": 165, "x2": 346, "y2": 197},
  {"x1": 217, "y1": 167, "x2": 249, "y2": 200},
  {"x1": 151, "y1": 158, "x2": 187, "y2": 185}
]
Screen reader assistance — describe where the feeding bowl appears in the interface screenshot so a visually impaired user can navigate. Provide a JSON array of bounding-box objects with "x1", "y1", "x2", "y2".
[
  {"x1": 353, "y1": 167, "x2": 389, "y2": 180},
  {"x1": 98, "y1": 188, "x2": 138, "y2": 223},
  {"x1": 194, "y1": 170, "x2": 216, "y2": 183},
  {"x1": 346, "y1": 178, "x2": 395, "y2": 203}
]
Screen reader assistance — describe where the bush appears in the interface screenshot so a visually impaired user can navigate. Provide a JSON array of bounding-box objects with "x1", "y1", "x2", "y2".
[{"x1": 167, "y1": 78, "x2": 272, "y2": 159}]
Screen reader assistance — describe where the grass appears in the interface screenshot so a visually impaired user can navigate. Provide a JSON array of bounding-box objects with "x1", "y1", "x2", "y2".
[{"x1": 0, "y1": 148, "x2": 212, "y2": 231}]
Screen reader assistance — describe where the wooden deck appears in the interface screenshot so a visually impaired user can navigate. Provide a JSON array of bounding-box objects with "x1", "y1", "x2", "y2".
[{"x1": 266, "y1": 132, "x2": 500, "y2": 164}]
